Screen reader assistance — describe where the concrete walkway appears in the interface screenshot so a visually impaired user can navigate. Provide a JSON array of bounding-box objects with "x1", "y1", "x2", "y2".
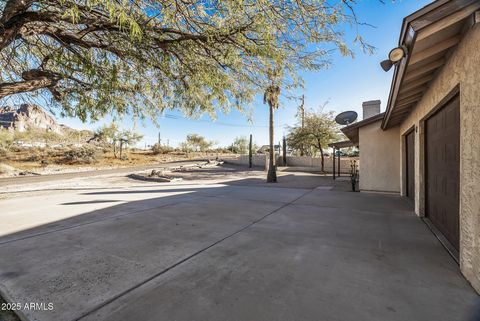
[{"x1": 0, "y1": 173, "x2": 477, "y2": 321}]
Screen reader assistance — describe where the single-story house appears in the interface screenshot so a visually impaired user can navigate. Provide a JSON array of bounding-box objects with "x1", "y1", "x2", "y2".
[{"x1": 341, "y1": 0, "x2": 480, "y2": 293}]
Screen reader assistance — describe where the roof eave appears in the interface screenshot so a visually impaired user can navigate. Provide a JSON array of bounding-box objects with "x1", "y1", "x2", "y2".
[
  {"x1": 341, "y1": 112, "x2": 385, "y2": 144},
  {"x1": 381, "y1": 0, "x2": 473, "y2": 130}
]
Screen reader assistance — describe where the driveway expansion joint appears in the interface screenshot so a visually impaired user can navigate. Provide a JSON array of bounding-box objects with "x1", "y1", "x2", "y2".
[{"x1": 74, "y1": 188, "x2": 315, "y2": 321}]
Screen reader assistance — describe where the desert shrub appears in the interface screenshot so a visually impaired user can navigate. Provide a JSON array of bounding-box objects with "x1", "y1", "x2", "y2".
[
  {"x1": 25, "y1": 153, "x2": 41, "y2": 162},
  {"x1": 9, "y1": 146, "x2": 22, "y2": 153},
  {"x1": 0, "y1": 148, "x2": 7, "y2": 160},
  {"x1": 0, "y1": 130, "x2": 14, "y2": 149},
  {"x1": 62, "y1": 147, "x2": 97, "y2": 164},
  {"x1": 151, "y1": 143, "x2": 174, "y2": 155},
  {"x1": 46, "y1": 148, "x2": 64, "y2": 157},
  {"x1": 21, "y1": 147, "x2": 43, "y2": 162}
]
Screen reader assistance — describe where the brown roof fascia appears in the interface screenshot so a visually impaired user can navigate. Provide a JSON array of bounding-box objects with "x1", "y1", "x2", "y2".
[
  {"x1": 341, "y1": 112, "x2": 385, "y2": 143},
  {"x1": 381, "y1": 0, "x2": 454, "y2": 130},
  {"x1": 342, "y1": 113, "x2": 385, "y2": 132},
  {"x1": 327, "y1": 140, "x2": 356, "y2": 149}
]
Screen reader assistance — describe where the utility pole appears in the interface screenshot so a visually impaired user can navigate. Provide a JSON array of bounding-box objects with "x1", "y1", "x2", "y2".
[
  {"x1": 158, "y1": 129, "x2": 161, "y2": 146},
  {"x1": 283, "y1": 135, "x2": 287, "y2": 166}
]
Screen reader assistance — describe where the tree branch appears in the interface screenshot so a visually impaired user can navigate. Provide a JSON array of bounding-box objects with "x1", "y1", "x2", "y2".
[{"x1": 0, "y1": 69, "x2": 62, "y2": 99}]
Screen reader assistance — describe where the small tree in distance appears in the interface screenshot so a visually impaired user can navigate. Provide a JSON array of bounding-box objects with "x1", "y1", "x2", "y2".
[
  {"x1": 95, "y1": 123, "x2": 143, "y2": 159},
  {"x1": 287, "y1": 111, "x2": 341, "y2": 172},
  {"x1": 94, "y1": 123, "x2": 119, "y2": 155},
  {"x1": 230, "y1": 136, "x2": 249, "y2": 154},
  {"x1": 183, "y1": 134, "x2": 213, "y2": 153},
  {"x1": 117, "y1": 130, "x2": 143, "y2": 159}
]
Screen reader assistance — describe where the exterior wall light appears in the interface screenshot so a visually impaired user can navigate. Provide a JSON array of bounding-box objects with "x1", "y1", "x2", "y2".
[{"x1": 380, "y1": 46, "x2": 408, "y2": 71}]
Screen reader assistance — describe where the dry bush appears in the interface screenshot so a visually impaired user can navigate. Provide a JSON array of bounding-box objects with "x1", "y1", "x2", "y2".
[
  {"x1": 9, "y1": 146, "x2": 22, "y2": 153},
  {"x1": 61, "y1": 147, "x2": 98, "y2": 164},
  {"x1": 46, "y1": 148, "x2": 64, "y2": 157},
  {"x1": 0, "y1": 130, "x2": 14, "y2": 149},
  {"x1": 25, "y1": 153, "x2": 41, "y2": 162},
  {"x1": 0, "y1": 148, "x2": 7, "y2": 160},
  {"x1": 151, "y1": 143, "x2": 174, "y2": 155},
  {"x1": 169, "y1": 151, "x2": 186, "y2": 156}
]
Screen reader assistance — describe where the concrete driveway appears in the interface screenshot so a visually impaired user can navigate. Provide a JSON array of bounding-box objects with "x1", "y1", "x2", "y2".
[{"x1": 0, "y1": 170, "x2": 478, "y2": 321}]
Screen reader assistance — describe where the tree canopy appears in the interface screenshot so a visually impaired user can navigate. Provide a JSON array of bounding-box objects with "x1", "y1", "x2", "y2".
[{"x1": 0, "y1": 0, "x2": 372, "y2": 121}]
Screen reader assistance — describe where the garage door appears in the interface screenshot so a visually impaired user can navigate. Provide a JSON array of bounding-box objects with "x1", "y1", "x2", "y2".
[
  {"x1": 425, "y1": 95, "x2": 460, "y2": 250},
  {"x1": 405, "y1": 130, "x2": 415, "y2": 203}
]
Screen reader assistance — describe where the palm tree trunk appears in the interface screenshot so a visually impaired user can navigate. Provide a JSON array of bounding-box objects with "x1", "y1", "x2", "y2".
[{"x1": 267, "y1": 102, "x2": 277, "y2": 182}]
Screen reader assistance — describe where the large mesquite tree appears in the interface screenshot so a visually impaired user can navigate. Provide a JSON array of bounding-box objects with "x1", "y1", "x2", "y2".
[{"x1": 0, "y1": 0, "x2": 371, "y2": 121}]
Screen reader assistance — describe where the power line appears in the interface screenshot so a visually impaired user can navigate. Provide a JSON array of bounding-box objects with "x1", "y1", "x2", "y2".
[{"x1": 162, "y1": 113, "x2": 290, "y2": 128}]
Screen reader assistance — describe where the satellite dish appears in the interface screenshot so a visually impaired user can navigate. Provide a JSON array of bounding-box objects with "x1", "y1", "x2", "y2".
[{"x1": 335, "y1": 111, "x2": 358, "y2": 125}]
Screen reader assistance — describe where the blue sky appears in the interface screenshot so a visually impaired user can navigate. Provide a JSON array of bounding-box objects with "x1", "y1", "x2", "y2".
[{"x1": 58, "y1": 0, "x2": 432, "y2": 148}]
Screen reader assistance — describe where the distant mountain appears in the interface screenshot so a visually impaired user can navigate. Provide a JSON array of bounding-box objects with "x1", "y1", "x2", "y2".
[{"x1": 0, "y1": 104, "x2": 71, "y2": 134}]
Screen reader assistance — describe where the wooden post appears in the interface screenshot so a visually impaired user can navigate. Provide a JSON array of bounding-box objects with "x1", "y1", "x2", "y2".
[
  {"x1": 338, "y1": 150, "x2": 341, "y2": 177},
  {"x1": 249, "y1": 134, "x2": 253, "y2": 168},
  {"x1": 333, "y1": 147, "x2": 336, "y2": 180}
]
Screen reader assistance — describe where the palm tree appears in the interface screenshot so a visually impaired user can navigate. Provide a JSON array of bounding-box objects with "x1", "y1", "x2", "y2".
[{"x1": 263, "y1": 69, "x2": 281, "y2": 183}]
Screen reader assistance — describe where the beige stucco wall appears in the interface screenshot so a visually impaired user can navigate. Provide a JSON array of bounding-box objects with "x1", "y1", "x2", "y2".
[
  {"x1": 285, "y1": 156, "x2": 354, "y2": 173},
  {"x1": 359, "y1": 120, "x2": 400, "y2": 193},
  {"x1": 224, "y1": 154, "x2": 267, "y2": 169},
  {"x1": 398, "y1": 24, "x2": 480, "y2": 293}
]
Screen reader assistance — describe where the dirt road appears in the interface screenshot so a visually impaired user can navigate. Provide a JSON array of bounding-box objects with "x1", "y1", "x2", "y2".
[{"x1": 0, "y1": 159, "x2": 207, "y2": 187}]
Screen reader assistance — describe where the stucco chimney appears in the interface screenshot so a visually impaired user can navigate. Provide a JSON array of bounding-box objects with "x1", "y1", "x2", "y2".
[{"x1": 362, "y1": 100, "x2": 381, "y2": 119}]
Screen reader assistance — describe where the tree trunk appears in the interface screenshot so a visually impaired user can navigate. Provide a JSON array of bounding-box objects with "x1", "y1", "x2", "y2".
[
  {"x1": 119, "y1": 141, "x2": 123, "y2": 159},
  {"x1": 113, "y1": 140, "x2": 117, "y2": 158},
  {"x1": 267, "y1": 102, "x2": 277, "y2": 183},
  {"x1": 318, "y1": 141, "x2": 324, "y2": 172}
]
